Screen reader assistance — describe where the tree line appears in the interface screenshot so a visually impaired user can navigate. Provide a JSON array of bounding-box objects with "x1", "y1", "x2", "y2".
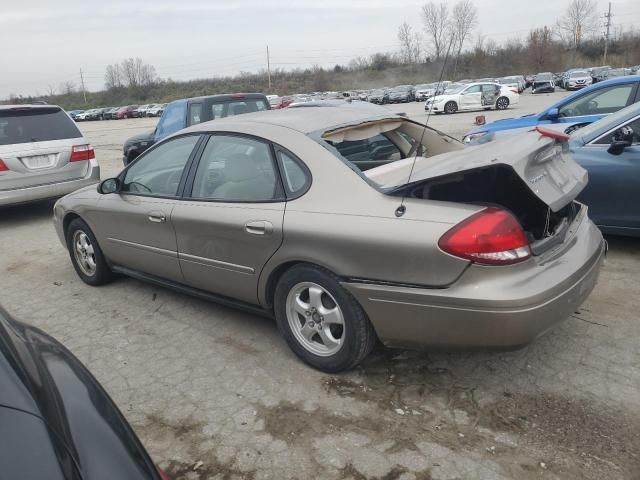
[{"x1": 3, "y1": 0, "x2": 639, "y2": 110}]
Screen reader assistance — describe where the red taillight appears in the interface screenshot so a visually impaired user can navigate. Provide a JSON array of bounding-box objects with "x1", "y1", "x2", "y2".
[
  {"x1": 0, "y1": 159, "x2": 9, "y2": 172},
  {"x1": 535, "y1": 126, "x2": 570, "y2": 142},
  {"x1": 438, "y1": 208, "x2": 531, "y2": 265},
  {"x1": 511, "y1": 89, "x2": 518, "y2": 94},
  {"x1": 70, "y1": 144, "x2": 95, "y2": 162}
]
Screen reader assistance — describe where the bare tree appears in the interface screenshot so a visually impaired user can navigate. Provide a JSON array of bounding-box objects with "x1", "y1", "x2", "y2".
[
  {"x1": 397, "y1": 22, "x2": 422, "y2": 64},
  {"x1": 119, "y1": 58, "x2": 156, "y2": 88},
  {"x1": 528, "y1": 26, "x2": 554, "y2": 70},
  {"x1": 451, "y1": 0, "x2": 478, "y2": 57},
  {"x1": 46, "y1": 85, "x2": 56, "y2": 96},
  {"x1": 450, "y1": 0, "x2": 478, "y2": 75},
  {"x1": 104, "y1": 64, "x2": 122, "y2": 89},
  {"x1": 60, "y1": 81, "x2": 75, "y2": 95},
  {"x1": 556, "y1": 0, "x2": 599, "y2": 48},
  {"x1": 421, "y1": 2, "x2": 449, "y2": 59}
]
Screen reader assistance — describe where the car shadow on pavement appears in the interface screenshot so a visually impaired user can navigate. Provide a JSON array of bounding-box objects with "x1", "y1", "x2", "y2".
[
  {"x1": 0, "y1": 199, "x2": 56, "y2": 227},
  {"x1": 603, "y1": 233, "x2": 640, "y2": 254}
]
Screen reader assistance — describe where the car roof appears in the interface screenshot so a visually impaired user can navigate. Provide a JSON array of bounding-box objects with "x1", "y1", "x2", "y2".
[
  {"x1": 183, "y1": 102, "x2": 401, "y2": 135},
  {"x1": 0, "y1": 104, "x2": 62, "y2": 111}
]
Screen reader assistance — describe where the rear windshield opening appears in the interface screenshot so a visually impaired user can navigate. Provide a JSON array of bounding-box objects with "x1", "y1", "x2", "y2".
[
  {"x1": 321, "y1": 119, "x2": 461, "y2": 187},
  {"x1": 0, "y1": 108, "x2": 82, "y2": 145}
]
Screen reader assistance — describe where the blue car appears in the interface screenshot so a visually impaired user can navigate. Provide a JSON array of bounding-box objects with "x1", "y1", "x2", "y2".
[
  {"x1": 463, "y1": 75, "x2": 640, "y2": 144},
  {"x1": 569, "y1": 102, "x2": 640, "y2": 236}
]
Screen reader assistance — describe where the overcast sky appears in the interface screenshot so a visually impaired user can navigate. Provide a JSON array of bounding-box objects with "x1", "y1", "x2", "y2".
[{"x1": 1, "y1": 0, "x2": 639, "y2": 98}]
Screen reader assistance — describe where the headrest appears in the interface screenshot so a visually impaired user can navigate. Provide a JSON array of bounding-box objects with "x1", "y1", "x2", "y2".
[{"x1": 224, "y1": 153, "x2": 260, "y2": 182}]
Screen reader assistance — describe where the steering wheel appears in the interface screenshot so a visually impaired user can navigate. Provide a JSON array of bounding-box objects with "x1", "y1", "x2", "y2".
[{"x1": 127, "y1": 181, "x2": 152, "y2": 193}]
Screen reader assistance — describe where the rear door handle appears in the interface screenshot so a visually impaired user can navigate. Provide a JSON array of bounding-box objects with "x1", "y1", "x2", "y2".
[
  {"x1": 245, "y1": 220, "x2": 273, "y2": 235},
  {"x1": 148, "y1": 211, "x2": 166, "y2": 223}
]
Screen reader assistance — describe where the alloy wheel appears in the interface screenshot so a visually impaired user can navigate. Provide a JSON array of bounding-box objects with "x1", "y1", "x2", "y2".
[
  {"x1": 73, "y1": 230, "x2": 97, "y2": 277},
  {"x1": 286, "y1": 282, "x2": 345, "y2": 356},
  {"x1": 496, "y1": 98, "x2": 509, "y2": 110}
]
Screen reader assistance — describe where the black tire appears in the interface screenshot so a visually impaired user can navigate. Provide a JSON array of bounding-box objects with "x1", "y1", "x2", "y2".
[
  {"x1": 495, "y1": 96, "x2": 510, "y2": 110},
  {"x1": 66, "y1": 218, "x2": 116, "y2": 286},
  {"x1": 444, "y1": 101, "x2": 458, "y2": 114},
  {"x1": 274, "y1": 264, "x2": 377, "y2": 372}
]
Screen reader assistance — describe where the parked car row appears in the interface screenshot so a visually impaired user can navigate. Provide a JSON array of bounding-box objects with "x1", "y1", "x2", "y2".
[{"x1": 69, "y1": 103, "x2": 166, "y2": 122}]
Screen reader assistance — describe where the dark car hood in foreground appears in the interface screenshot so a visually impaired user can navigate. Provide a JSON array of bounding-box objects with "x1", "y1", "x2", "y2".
[{"x1": 0, "y1": 306, "x2": 160, "y2": 480}]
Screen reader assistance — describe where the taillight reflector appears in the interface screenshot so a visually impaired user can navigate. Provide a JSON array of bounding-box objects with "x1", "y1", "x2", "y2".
[
  {"x1": 0, "y1": 159, "x2": 9, "y2": 172},
  {"x1": 70, "y1": 144, "x2": 95, "y2": 162},
  {"x1": 535, "y1": 126, "x2": 570, "y2": 142},
  {"x1": 438, "y1": 208, "x2": 531, "y2": 265}
]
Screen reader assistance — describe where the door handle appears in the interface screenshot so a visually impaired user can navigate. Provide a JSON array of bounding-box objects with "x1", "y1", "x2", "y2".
[
  {"x1": 148, "y1": 211, "x2": 166, "y2": 223},
  {"x1": 245, "y1": 220, "x2": 273, "y2": 235}
]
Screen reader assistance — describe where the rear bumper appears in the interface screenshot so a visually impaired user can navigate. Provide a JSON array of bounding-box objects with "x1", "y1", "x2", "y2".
[
  {"x1": 0, "y1": 161, "x2": 100, "y2": 207},
  {"x1": 344, "y1": 213, "x2": 605, "y2": 349}
]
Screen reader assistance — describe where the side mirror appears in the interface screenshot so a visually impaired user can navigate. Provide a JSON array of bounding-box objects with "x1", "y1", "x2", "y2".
[
  {"x1": 547, "y1": 107, "x2": 559, "y2": 120},
  {"x1": 98, "y1": 178, "x2": 121, "y2": 194},
  {"x1": 608, "y1": 140, "x2": 631, "y2": 155},
  {"x1": 608, "y1": 126, "x2": 634, "y2": 155}
]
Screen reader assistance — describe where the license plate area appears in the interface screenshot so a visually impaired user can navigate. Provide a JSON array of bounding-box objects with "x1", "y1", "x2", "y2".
[{"x1": 21, "y1": 154, "x2": 57, "y2": 170}]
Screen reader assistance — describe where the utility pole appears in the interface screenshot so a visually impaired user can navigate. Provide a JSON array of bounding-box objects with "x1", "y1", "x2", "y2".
[
  {"x1": 603, "y1": 2, "x2": 612, "y2": 64},
  {"x1": 79, "y1": 68, "x2": 87, "y2": 104},
  {"x1": 266, "y1": 45, "x2": 271, "y2": 91}
]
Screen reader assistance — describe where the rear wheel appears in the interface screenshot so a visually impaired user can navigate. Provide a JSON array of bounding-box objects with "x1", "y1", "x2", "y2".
[
  {"x1": 444, "y1": 101, "x2": 458, "y2": 114},
  {"x1": 274, "y1": 264, "x2": 376, "y2": 372},
  {"x1": 66, "y1": 219, "x2": 115, "y2": 286},
  {"x1": 495, "y1": 97, "x2": 510, "y2": 110}
]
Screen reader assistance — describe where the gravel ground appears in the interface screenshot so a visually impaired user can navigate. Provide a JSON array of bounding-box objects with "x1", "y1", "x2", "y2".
[{"x1": 1, "y1": 90, "x2": 639, "y2": 480}]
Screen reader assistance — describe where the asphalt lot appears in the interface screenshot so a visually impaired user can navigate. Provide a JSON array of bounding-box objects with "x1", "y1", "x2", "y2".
[{"x1": 1, "y1": 91, "x2": 639, "y2": 479}]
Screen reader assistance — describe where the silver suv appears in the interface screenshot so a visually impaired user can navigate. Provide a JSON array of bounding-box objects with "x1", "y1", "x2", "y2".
[{"x1": 0, "y1": 105, "x2": 100, "y2": 206}]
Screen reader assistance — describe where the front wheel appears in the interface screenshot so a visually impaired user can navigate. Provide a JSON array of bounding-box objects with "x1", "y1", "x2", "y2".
[
  {"x1": 274, "y1": 264, "x2": 377, "y2": 372},
  {"x1": 444, "y1": 101, "x2": 458, "y2": 114},
  {"x1": 495, "y1": 97, "x2": 510, "y2": 110},
  {"x1": 66, "y1": 218, "x2": 116, "y2": 286}
]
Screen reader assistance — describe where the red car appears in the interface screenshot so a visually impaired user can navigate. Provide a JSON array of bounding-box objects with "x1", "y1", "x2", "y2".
[
  {"x1": 269, "y1": 96, "x2": 294, "y2": 109},
  {"x1": 114, "y1": 105, "x2": 139, "y2": 119}
]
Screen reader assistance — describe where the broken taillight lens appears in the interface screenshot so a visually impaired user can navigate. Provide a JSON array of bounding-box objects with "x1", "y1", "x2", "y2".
[
  {"x1": 70, "y1": 144, "x2": 95, "y2": 162},
  {"x1": 438, "y1": 208, "x2": 531, "y2": 265}
]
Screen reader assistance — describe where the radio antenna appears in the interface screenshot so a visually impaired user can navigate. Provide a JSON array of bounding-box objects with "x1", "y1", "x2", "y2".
[{"x1": 395, "y1": 33, "x2": 456, "y2": 218}]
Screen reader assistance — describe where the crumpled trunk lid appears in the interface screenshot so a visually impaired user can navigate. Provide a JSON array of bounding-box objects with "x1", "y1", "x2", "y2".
[{"x1": 368, "y1": 129, "x2": 587, "y2": 212}]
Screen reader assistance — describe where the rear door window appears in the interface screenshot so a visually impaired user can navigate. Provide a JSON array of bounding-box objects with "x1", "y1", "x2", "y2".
[
  {"x1": 0, "y1": 108, "x2": 82, "y2": 145},
  {"x1": 210, "y1": 99, "x2": 269, "y2": 119},
  {"x1": 189, "y1": 103, "x2": 203, "y2": 125}
]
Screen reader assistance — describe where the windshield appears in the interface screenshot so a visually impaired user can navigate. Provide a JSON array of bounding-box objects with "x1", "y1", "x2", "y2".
[
  {"x1": 416, "y1": 84, "x2": 432, "y2": 90},
  {"x1": 444, "y1": 84, "x2": 466, "y2": 94},
  {"x1": 0, "y1": 108, "x2": 82, "y2": 145},
  {"x1": 570, "y1": 71, "x2": 588, "y2": 78},
  {"x1": 535, "y1": 74, "x2": 552, "y2": 81}
]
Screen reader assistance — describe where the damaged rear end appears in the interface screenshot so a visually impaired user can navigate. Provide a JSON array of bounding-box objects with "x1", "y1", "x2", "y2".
[
  {"x1": 335, "y1": 121, "x2": 605, "y2": 349},
  {"x1": 378, "y1": 127, "x2": 588, "y2": 261}
]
